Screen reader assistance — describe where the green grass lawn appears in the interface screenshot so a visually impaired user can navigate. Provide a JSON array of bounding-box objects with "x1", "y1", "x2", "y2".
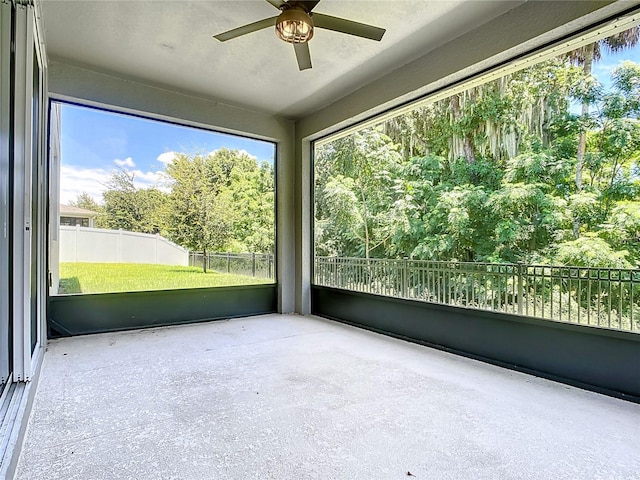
[{"x1": 58, "y1": 262, "x2": 272, "y2": 294}]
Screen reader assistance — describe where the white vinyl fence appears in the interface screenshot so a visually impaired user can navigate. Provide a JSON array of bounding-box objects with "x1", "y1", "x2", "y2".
[{"x1": 60, "y1": 226, "x2": 188, "y2": 266}]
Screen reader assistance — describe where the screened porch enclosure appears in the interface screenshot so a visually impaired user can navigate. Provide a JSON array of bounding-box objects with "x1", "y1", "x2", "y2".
[{"x1": 3, "y1": 1, "x2": 640, "y2": 479}]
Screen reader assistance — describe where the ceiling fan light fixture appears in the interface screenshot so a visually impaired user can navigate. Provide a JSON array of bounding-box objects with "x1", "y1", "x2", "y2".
[{"x1": 275, "y1": 8, "x2": 314, "y2": 44}]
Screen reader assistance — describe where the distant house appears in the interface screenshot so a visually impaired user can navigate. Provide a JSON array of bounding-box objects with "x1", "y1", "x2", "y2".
[{"x1": 59, "y1": 204, "x2": 98, "y2": 228}]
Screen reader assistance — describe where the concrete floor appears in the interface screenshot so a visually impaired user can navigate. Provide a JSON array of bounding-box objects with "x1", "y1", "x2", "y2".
[{"x1": 15, "y1": 314, "x2": 640, "y2": 480}]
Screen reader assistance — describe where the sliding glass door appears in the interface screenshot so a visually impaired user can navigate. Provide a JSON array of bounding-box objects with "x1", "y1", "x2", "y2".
[
  {"x1": 0, "y1": 0, "x2": 47, "y2": 388},
  {"x1": 0, "y1": 0, "x2": 13, "y2": 394}
]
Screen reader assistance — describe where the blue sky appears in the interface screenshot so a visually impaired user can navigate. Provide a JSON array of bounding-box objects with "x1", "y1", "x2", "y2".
[
  {"x1": 59, "y1": 104, "x2": 275, "y2": 204},
  {"x1": 591, "y1": 45, "x2": 640, "y2": 89}
]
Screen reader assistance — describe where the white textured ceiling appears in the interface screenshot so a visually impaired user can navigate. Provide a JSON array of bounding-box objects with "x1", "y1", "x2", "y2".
[{"x1": 38, "y1": 0, "x2": 524, "y2": 119}]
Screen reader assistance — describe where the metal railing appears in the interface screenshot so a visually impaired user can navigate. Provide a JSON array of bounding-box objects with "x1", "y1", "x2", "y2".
[
  {"x1": 314, "y1": 256, "x2": 640, "y2": 333},
  {"x1": 189, "y1": 252, "x2": 275, "y2": 280}
]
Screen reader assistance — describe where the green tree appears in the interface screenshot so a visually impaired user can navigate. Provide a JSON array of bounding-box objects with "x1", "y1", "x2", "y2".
[
  {"x1": 566, "y1": 62, "x2": 640, "y2": 240},
  {"x1": 101, "y1": 168, "x2": 169, "y2": 234},
  {"x1": 316, "y1": 48, "x2": 640, "y2": 272},
  {"x1": 565, "y1": 27, "x2": 640, "y2": 195},
  {"x1": 598, "y1": 201, "x2": 640, "y2": 266},
  {"x1": 226, "y1": 160, "x2": 274, "y2": 253},
  {"x1": 165, "y1": 153, "x2": 234, "y2": 272},
  {"x1": 552, "y1": 236, "x2": 632, "y2": 269},
  {"x1": 418, "y1": 185, "x2": 490, "y2": 261},
  {"x1": 315, "y1": 129, "x2": 407, "y2": 258},
  {"x1": 69, "y1": 191, "x2": 100, "y2": 211},
  {"x1": 489, "y1": 183, "x2": 569, "y2": 262},
  {"x1": 384, "y1": 58, "x2": 580, "y2": 167},
  {"x1": 164, "y1": 149, "x2": 274, "y2": 271}
]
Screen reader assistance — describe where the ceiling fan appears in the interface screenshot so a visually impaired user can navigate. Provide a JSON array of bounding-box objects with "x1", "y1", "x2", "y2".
[{"x1": 213, "y1": 0, "x2": 386, "y2": 71}]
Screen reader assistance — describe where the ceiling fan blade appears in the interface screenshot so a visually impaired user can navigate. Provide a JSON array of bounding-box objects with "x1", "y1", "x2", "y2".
[
  {"x1": 294, "y1": 42, "x2": 312, "y2": 70},
  {"x1": 213, "y1": 16, "x2": 277, "y2": 42},
  {"x1": 312, "y1": 13, "x2": 385, "y2": 41},
  {"x1": 265, "y1": 0, "x2": 287, "y2": 9}
]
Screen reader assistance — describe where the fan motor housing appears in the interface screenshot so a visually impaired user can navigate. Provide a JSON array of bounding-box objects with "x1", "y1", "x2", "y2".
[{"x1": 275, "y1": 7, "x2": 314, "y2": 44}]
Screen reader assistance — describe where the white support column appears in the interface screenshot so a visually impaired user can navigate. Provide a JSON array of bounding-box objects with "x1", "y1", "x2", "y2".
[
  {"x1": 11, "y1": 3, "x2": 35, "y2": 381},
  {"x1": 295, "y1": 137, "x2": 312, "y2": 314},
  {"x1": 276, "y1": 127, "x2": 296, "y2": 314}
]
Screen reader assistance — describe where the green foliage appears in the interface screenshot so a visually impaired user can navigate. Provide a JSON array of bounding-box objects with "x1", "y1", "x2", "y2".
[
  {"x1": 88, "y1": 149, "x2": 274, "y2": 272},
  {"x1": 598, "y1": 201, "x2": 640, "y2": 266},
  {"x1": 551, "y1": 236, "x2": 632, "y2": 268},
  {"x1": 315, "y1": 129, "x2": 407, "y2": 258},
  {"x1": 101, "y1": 169, "x2": 169, "y2": 234},
  {"x1": 505, "y1": 152, "x2": 571, "y2": 188},
  {"x1": 163, "y1": 149, "x2": 274, "y2": 270},
  {"x1": 489, "y1": 183, "x2": 569, "y2": 262},
  {"x1": 315, "y1": 48, "x2": 640, "y2": 272},
  {"x1": 611, "y1": 61, "x2": 640, "y2": 115},
  {"x1": 165, "y1": 152, "x2": 235, "y2": 262},
  {"x1": 568, "y1": 192, "x2": 599, "y2": 232},
  {"x1": 416, "y1": 185, "x2": 489, "y2": 261},
  {"x1": 448, "y1": 156, "x2": 504, "y2": 189},
  {"x1": 69, "y1": 192, "x2": 101, "y2": 212},
  {"x1": 227, "y1": 161, "x2": 274, "y2": 253}
]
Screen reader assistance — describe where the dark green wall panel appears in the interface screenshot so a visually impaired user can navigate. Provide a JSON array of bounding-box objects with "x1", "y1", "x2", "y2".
[
  {"x1": 49, "y1": 284, "x2": 276, "y2": 337},
  {"x1": 312, "y1": 286, "x2": 640, "y2": 403}
]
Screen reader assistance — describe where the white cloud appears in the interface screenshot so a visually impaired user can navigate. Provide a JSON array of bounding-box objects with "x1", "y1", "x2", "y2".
[
  {"x1": 157, "y1": 151, "x2": 177, "y2": 164},
  {"x1": 114, "y1": 157, "x2": 135, "y2": 168},
  {"x1": 130, "y1": 169, "x2": 170, "y2": 193},
  {"x1": 238, "y1": 149, "x2": 258, "y2": 161},
  {"x1": 59, "y1": 165, "x2": 170, "y2": 205},
  {"x1": 59, "y1": 165, "x2": 109, "y2": 205},
  {"x1": 207, "y1": 148, "x2": 258, "y2": 161},
  {"x1": 131, "y1": 170, "x2": 164, "y2": 183}
]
